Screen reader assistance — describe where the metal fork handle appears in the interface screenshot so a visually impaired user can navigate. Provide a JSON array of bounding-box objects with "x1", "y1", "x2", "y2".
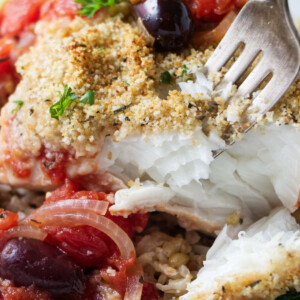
[{"x1": 255, "y1": 0, "x2": 300, "y2": 45}]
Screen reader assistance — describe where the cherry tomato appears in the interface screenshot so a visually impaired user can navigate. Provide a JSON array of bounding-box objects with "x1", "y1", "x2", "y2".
[
  {"x1": 41, "y1": 0, "x2": 80, "y2": 20},
  {"x1": 185, "y1": 0, "x2": 248, "y2": 22},
  {"x1": 0, "y1": 209, "x2": 19, "y2": 230},
  {"x1": 0, "y1": 0, "x2": 44, "y2": 37},
  {"x1": 0, "y1": 39, "x2": 14, "y2": 78},
  {"x1": 40, "y1": 0, "x2": 80, "y2": 20},
  {"x1": 43, "y1": 179, "x2": 149, "y2": 268},
  {"x1": 44, "y1": 225, "x2": 111, "y2": 268}
]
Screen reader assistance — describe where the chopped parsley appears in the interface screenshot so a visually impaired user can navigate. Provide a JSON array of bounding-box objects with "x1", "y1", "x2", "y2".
[
  {"x1": 122, "y1": 81, "x2": 130, "y2": 86},
  {"x1": 75, "y1": 0, "x2": 120, "y2": 17},
  {"x1": 49, "y1": 85, "x2": 79, "y2": 119},
  {"x1": 181, "y1": 65, "x2": 193, "y2": 82},
  {"x1": 11, "y1": 100, "x2": 24, "y2": 114},
  {"x1": 79, "y1": 90, "x2": 95, "y2": 105},
  {"x1": 182, "y1": 65, "x2": 188, "y2": 79},
  {"x1": 161, "y1": 71, "x2": 172, "y2": 84},
  {"x1": 113, "y1": 103, "x2": 131, "y2": 114}
]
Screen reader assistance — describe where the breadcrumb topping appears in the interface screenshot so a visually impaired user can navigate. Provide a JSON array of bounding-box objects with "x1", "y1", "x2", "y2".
[{"x1": 7, "y1": 16, "x2": 300, "y2": 158}]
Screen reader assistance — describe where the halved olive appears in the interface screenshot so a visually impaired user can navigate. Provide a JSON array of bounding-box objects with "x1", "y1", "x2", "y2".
[
  {"x1": 0, "y1": 238, "x2": 84, "y2": 297},
  {"x1": 134, "y1": 0, "x2": 194, "y2": 51}
]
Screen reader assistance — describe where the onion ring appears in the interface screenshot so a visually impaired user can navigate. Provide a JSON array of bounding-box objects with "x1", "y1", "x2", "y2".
[
  {"x1": 192, "y1": 11, "x2": 237, "y2": 47},
  {"x1": 124, "y1": 261, "x2": 144, "y2": 300},
  {"x1": 0, "y1": 225, "x2": 47, "y2": 249},
  {"x1": 21, "y1": 199, "x2": 109, "y2": 225},
  {"x1": 38, "y1": 211, "x2": 135, "y2": 259}
]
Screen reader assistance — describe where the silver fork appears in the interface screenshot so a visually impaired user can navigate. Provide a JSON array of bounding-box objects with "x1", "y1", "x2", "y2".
[{"x1": 205, "y1": 0, "x2": 300, "y2": 156}]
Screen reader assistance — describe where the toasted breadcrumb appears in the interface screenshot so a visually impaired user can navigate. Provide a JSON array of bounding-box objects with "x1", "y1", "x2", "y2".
[
  {"x1": 8, "y1": 16, "x2": 299, "y2": 158},
  {"x1": 183, "y1": 248, "x2": 300, "y2": 300}
]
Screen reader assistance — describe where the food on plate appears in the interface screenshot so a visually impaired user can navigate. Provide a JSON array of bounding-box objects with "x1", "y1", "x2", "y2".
[
  {"x1": 0, "y1": 0, "x2": 299, "y2": 299},
  {"x1": 183, "y1": 208, "x2": 300, "y2": 300}
]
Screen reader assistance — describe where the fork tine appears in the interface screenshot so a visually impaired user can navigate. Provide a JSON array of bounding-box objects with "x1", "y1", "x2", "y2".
[
  {"x1": 205, "y1": 38, "x2": 242, "y2": 73},
  {"x1": 237, "y1": 59, "x2": 272, "y2": 98},
  {"x1": 223, "y1": 45, "x2": 261, "y2": 84}
]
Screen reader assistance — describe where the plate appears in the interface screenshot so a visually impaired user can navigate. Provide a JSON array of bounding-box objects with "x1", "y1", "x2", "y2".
[{"x1": 289, "y1": 0, "x2": 300, "y2": 20}]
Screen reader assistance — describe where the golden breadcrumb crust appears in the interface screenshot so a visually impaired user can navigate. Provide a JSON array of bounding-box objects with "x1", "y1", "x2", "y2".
[{"x1": 6, "y1": 16, "x2": 299, "y2": 158}]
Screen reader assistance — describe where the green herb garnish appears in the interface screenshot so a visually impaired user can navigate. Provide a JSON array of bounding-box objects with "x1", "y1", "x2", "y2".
[
  {"x1": 75, "y1": 0, "x2": 119, "y2": 17},
  {"x1": 122, "y1": 81, "x2": 130, "y2": 86},
  {"x1": 49, "y1": 85, "x2": 79, "y2": 119},
  {"x1": 12, "y1": 101, "x2": 24, "y2": 114},
  {"x1": 161, "y1": 71, "x2": 172, "y2": 84},
  {"x1": 181, "y1": 65, "x2": 193, "y2": 82},
  {"x1": 113, "y1": 103, "x2": 131, "y2": 114},
  {"x1": 182, "y1": 65, "x2": 188, "y2": 80},
  {"x1": 79, "y1": 90, "x2": 95, "y2": 105}
]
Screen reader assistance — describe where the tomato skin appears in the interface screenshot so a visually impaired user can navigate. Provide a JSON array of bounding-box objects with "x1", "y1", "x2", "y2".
[
  {"x1": 40, "y1": 0, "x2": 80, "y2": 20},
  {"x1": 0, "y1": 39, "x2": 14, "y2": 77},
  {"x1": 0, "y1": 0, "x2": 44, "y2": 37},
  {"x1": 185, "y1": 0, "x2": 248, "y2": 22},
  {"x1": 0, "y1": 209, "x2": 19, "y2": 231},
  {"x1": 100, "y1": 254, "x2": 135, "y2": 297},
  {"x1": 44, "y1": 179, "x2": 149, "y2": 269},
  {"x1": 44, "y1": 225, "x2": 111, "y2": 268}
]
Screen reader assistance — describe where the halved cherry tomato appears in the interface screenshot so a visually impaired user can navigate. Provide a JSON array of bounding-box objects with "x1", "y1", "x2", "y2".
[
  {"x1": 0, "y1": 39, "x2": 14, "y2": 77},
  {"x1": 44, "y1": 179, "x2": 149, "y2": 268},
  {"x1": 45, "y1": 225, "x2": 111, "y2": 267},
  {"x1": 185, "y1": 0, "x2": 248, "y2": 22},
  {"x1": 40, "y1": 0, "x2": 81, "y2": 20},
  {"x1": 0, "y1": 209, "x2": 19, "y2": 230},
  {"x1": 0, "y1": 0, "x2": 44, "y2": 37}
]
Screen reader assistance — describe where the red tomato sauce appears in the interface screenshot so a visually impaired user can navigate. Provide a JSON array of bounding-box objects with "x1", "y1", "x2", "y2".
[
  {"x1": 44, "y1": 179, "x2": 150, "y2": 297},
  {"x1": 0, "y1": 179, "x2": 156, "y2": 299},
  {"x1": 40, "y1": 149, "x2": 69, "y2": 185}
]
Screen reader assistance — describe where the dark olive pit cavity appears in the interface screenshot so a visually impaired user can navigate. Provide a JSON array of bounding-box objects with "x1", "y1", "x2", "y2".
[
  {"x1": 0, "y1": 238, "x2": 84, "y2": 297},
  {"x1": 134, "y1": 0, "x2": 194, "y2": 51}
]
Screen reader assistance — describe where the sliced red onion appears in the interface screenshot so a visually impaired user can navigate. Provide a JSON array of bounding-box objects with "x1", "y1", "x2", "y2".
[
  {"x1": 0, "y1": 225, "x2": 47, "y2": 248},
  {"x1": 124, "y1": 261, "x2": 144, "y2": 300},
  {"x1": 21, "y1": 200, "x2": 109, "y2": 225},
  {"x1": 39, "y1": 212, "x2": 135, "y2": 260}
]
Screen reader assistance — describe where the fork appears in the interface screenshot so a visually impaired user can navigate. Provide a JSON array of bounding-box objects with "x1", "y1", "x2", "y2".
[{"x1": 205, "y1": 0, "x2": 300, "y2": 156}]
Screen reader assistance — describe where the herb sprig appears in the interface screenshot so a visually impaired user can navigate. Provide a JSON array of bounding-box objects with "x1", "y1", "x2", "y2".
[
  {"x1": 113, "y1": 103, "x2": 131, "y2": 114},
  {"x1": 75, "y1": 0, "x2": 119, "y2": 17},
  {"x1": 161, "y1": 71, "x2": 172, "y2": 84},
  {"x1": 50, "y1": 85, "x2": 79, "y2": 119},
  {"x1": 181, "y1": 65, "x2": 193, "y2": 82},
  {"x1": 79, "y1": 90, "x2": 95, "y2": 105},
  {"x1": 11, "y1": 101, "x2": 24, "y2": 114},
  {"x1": 50, "y1": 86, "x2": 96, "y2": 119}
]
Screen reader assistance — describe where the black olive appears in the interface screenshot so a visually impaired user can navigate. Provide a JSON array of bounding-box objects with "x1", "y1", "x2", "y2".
[
  {"x1": 134, "y1": 0, "x2": 194, "y2": 51},
  {"x1": 0, "y1": 238, "x2": 84, "y2": 297}
]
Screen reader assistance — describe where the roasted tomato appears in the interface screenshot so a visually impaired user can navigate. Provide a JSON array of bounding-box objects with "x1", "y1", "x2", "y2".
[
  {"x1": 0, "y1": 0, "x2": 44, "y2": 37},
  {"x1": 44, "y1": 179, "x2": 148, "y2": 268},
  {"x1": 0, "y1": 209, "x2": 18, "y2": 231},
  {"x1": 185, "y1": 0, "x2": 248, "y2": 22},
  {"x1": 40, "y1": 0, "x2": 80, "y2": 20}
]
